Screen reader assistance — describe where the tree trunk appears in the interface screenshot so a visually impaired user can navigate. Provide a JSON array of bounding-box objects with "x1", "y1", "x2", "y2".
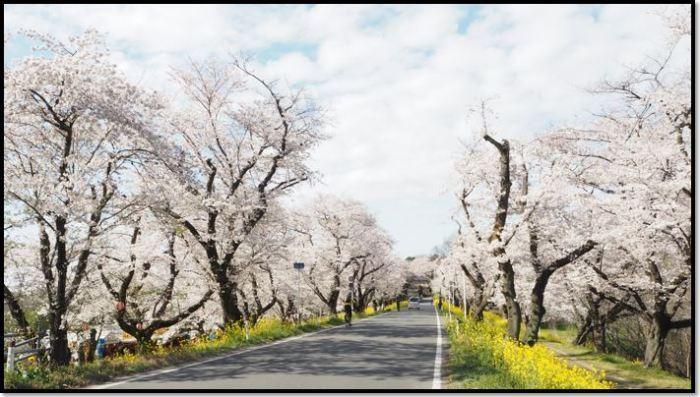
[
  {"x1": 483, "y1": 135, "x2": 521, "y2": 340},
  {"x1": 48, "y1": 313, "x2": 70, "y2": 366},
  {"x1": 136, "y1": 331, "x2": 157, "y2": 352},
  {"x1": 592, "y1": 317, "x2": 607, "y2": 352},
  {"x1": 523, "y1": 273, "x2": 549, "y2": 345},
  {"x1": 523, "y1": 225, "x2": 597, "y2": 346},
  {"x1": 686, "y1": 332, "x2": 691, "y2": 378},
  {"x1": 353, "y1": 287, "x2": 364, "y2": 312},
  {"x1": 277, "y1": 296, "x2": 296, "y2": 322},
  {"x1": 327, "y1": 289, "x2": 340, "y2": 315},
  {"x1": 472, "y1": 302, "x2": 486, "y2": 321},
  {"x1": 87, "y1": 329, "x2": 97, "y2": 362},
  {"x1": 644, "y1": 316, "x2": 669, "y2": 368},
  {"x1": 3, "y1": 284, "x2": 30, "y2": 334},
  {"x1": 46, "y1": 217, "x2": 72, "y2": 366},
  {"x1": 498, "y1": 257, "x2": 522, "y2": 340},
  {"x1": 460, "y1": 264, "x2": 491, "y2": 322},
  {"x1": 219, "y1": 284, "x2": 243, "y2": 325},
  {"x1": 574, "y1": 316, "x2": 593, "y2": 345}
]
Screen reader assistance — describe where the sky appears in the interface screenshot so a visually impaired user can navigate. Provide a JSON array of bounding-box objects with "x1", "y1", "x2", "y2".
[{"x1": 3, "y1": 4, "x2": 683, "y2": 257}]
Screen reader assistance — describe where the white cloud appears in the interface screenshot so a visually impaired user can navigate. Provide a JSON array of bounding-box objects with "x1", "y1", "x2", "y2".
[{"x1": 4, "y1": 4, "x2": 685, "y2": 256}]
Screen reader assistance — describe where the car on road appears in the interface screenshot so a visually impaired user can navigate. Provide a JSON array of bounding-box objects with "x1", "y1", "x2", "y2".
[{"x1": 408, "y1": 297, "x2": 421, "y2": 310}]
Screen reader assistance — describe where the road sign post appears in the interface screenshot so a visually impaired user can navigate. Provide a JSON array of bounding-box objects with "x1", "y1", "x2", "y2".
[{"x1": 293, "y1": 262, "x2": 304, "y2": 323}]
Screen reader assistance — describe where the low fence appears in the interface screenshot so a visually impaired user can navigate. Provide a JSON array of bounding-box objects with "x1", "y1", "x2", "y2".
[
  {"x1": 4, "y1": 333, "x2": 47, "y2": 371},
  {"x1": 4, "y1": 330, "x2": 200, "y2": 370}
]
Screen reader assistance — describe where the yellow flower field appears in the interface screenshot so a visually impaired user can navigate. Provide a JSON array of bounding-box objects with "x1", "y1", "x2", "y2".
[{"x1": 445, "y1": 307, "x2": 613, "y2": 389}]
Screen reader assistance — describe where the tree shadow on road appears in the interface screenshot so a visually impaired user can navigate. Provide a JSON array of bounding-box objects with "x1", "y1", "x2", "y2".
[{"x1": 120, "y1": 313, "x2": 441, "y2": 389}]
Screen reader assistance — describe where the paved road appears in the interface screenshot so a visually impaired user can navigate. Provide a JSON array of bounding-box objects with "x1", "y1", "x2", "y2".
[{"x1": 94, "y1": 299, "x2": 443, "y2": 390}]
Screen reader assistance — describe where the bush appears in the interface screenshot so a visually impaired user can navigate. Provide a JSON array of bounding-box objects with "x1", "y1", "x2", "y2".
[{"x1": 447, "y1": 310, "x2": 613, "y2": 389}]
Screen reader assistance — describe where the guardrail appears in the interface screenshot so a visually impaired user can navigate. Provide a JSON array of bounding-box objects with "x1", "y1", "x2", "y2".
[{"x1": 5, "y1": 333, "x2": 47, "y2": 371}]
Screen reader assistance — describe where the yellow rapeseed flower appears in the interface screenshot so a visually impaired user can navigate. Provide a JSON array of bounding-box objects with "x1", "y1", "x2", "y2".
[{"x1": 446, "y1": 310, "x2": 613, "y2": 389}]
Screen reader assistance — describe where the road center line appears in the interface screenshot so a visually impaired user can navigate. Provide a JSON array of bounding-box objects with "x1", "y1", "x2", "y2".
[{"x1": 432, "y1": 302, "x2": 442, "y2": 390}]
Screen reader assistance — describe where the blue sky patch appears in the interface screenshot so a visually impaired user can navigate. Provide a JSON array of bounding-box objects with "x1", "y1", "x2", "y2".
[
  {"x1": 257, "y1": 41, "x2": 318, "y2": 63},
  {"x1": 457, "y1": 5, "x2": 483, "y2": 35}
]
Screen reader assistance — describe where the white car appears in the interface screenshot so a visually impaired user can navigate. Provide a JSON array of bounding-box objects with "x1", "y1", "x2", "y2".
[{"x1": 408, "y1": 297, "x2": 421, "y2": 310}]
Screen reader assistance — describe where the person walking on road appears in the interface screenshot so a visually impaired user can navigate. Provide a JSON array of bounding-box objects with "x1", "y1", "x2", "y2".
[
  {"x1": 344, "y1": 298, "x2": 353, "y2": 327},
  {"x1": 438, "y1": 296, "x2": 443, "y2": 311}
]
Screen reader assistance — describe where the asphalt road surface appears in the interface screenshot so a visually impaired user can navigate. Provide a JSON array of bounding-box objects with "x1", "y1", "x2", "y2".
[{"x1": 93, "y1": 299, "x2": 443, "y2": 390}]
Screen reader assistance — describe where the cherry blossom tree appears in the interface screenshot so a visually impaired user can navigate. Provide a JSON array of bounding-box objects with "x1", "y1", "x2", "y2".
[
  {"x1": 448, "y1": 6, "x2": 689, "y2": 353},
  {"x1": 451, "y1": 103, "x2": 529, "y2": 339},
  {"x1": 147, "y1": 57, "x2": 326, "y2": 326},
  {"x1": 292, "y1": 195, "x2": 391, "y2": 315},
  {"x1": 4, "y1": 30, "x2": 163, "y2": 365},
  {"x1": 350, "y1": 239, "x2": 395, "y2": 312},
  {"x1": 97, "y1": 212, "x2": 213, "y2": 346},
  {"x1": 450, "y1": 183, "x2": 501, "y2": 321},
  {"x1": 373, "y1": 258, "x2": 408, "y2": 309},
  {"x1": 233, "y1": 205, "x2": 293, "y2": 326},
  {"x1": 499, "y1": 149, "x2": 600, "y2": 346},
  {"x1": 539, "y1": 7, "x2": 690, "y2": 367},
  {"x1": 561, "y1": 254, "x2": 635, "y2": 351}
]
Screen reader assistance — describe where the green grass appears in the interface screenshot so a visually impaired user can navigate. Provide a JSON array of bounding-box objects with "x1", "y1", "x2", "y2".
[
  {"x1": 538, "y1": 324, "x2": 578, "y2": 344},
  {"x1": 539, "y1": 327, "x2": 691, "y2": 389},
  {"x1": 4, "y1": 307, "x2": 393, "y2": 390}
]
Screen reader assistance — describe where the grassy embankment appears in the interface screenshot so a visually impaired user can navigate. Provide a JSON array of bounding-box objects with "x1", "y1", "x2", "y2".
[
  {"x1": 539, "y1": 325, "x2": 691, "y2": 389},
  {"x1": 4, "y1": 304, "x2": 398, "y2": 390},
  {"x1": 441, "y1": 302, "x2": 690, "y2": 390},
  {"x1": 440, "y1": 304, "x2": 612, "y2": 390}
]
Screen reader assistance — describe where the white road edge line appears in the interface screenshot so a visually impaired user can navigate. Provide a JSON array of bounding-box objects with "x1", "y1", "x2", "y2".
[
  {"x1": 87, "y1": 312, "x2": 387, "y2": 390},
  {"x1": 432, "y1": 302, "x2": 442, "y2": 390}
]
